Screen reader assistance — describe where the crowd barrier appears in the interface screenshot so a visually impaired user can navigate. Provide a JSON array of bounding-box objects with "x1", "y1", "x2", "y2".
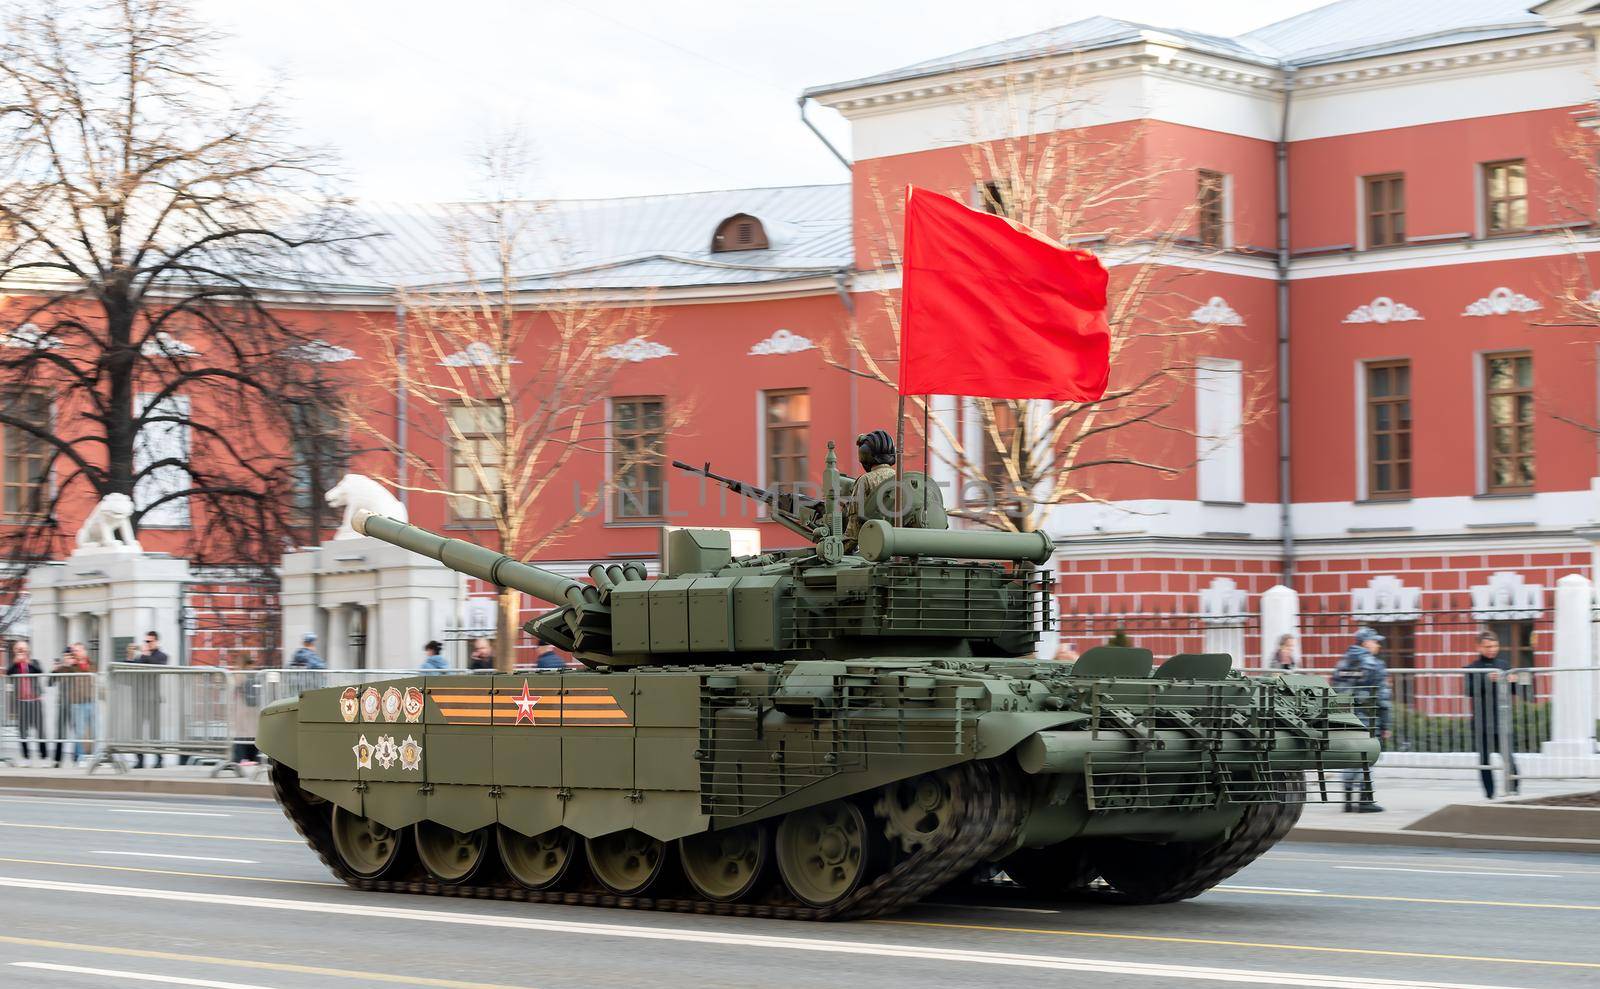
[
  {"x1": 4, "y1": 663, "x2": 1598, "y2": 790},
  {"x1": 1245, "y1": 665, "x2": 1600, "y2": 792}
]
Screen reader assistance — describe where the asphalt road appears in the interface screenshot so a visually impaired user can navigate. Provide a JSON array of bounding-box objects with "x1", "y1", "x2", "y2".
[{"x1": 0, "y1": 787, "x2": 1594, "y2": 989}]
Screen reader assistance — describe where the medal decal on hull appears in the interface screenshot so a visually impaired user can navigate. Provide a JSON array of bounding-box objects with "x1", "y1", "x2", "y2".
[
  {"x1": 360, "y1": 687, "x2": 381, "y2": 723},
  {"x1": 352, "y1": 734, "x2": 373, "y2": 770},
  {"x1": 402, "y1": 687, "x2": 424, "y2": 723},
  {"x1": 381, "y1": 686, "x2": 403, "y2": 723},
  {"x1": 374, "y1": 734, "x2": 399, "y2": 770},
  {"x1": 398, "y1": 735, "x2": 423, "y2": 772},
  {"x1": 338, "y1": 686, "x2": 359, "y2": 723}
]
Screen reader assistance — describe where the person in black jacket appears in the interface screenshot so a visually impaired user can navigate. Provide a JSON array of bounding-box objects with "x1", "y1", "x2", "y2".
[
  {"x1": 6, "y1": 642, "x2": 45, "y2": 765},
  {"x1": 1465, "y1": 631, "x2": 1522, "y2": 799}
]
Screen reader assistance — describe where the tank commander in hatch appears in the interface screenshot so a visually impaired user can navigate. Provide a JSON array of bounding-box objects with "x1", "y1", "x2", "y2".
[{"x1": 844, "y1": 428, "x2": 899, "y2": 549}]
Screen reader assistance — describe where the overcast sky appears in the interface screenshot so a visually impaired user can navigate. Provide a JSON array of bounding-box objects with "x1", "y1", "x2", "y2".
[{"x1": 198, "y1": 0, "x2": 1326, "y2": 204}]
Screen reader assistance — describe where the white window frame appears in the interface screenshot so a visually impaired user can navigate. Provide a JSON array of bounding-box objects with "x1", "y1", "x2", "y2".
[{"x1": 133, "y1": 392, "x2": 192, "y2": 528}]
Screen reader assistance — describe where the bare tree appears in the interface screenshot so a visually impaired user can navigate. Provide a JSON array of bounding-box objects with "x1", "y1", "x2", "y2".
[
  {"x1": 352, "y1": 141, "x2": 668, "y2": 672},
  {"x1": 0, "y1": 0, "x2": 355, "y2": 567},
  {"x1": 834, "y1": 71, "x2": 1268, "y2": 533}
]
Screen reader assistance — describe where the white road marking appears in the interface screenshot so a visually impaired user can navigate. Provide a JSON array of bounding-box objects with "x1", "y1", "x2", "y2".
[
  {"x1": 89, "y1": 851, "x2": 258, "y2": 865},
  {"x1": 0, "y1": 876, "x2": 1544, "y2": 989},
  {"x1": 12, "y1": 961, "x2": 280, "y2": 989},
  {"x1": 0, "y1": 794, "x2": 270, "y2": 815},
  {"x1": 1334, "y1": 867, "x2": 1563, "y2": 880},
  {"x1": 1217, "y1": 885, "x2": 1325, "y2": 894},
  {"x1": 107, "y1": 808, "x2": 231, "y2": 818},
  {"x1": 921, "y1": 902, "x2": 1061, "y2": 914}
]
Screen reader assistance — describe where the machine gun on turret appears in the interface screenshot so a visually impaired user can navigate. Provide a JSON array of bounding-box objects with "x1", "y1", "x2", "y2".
[{"x1": 670, "y1": 459, "x2": 838, "y2": 540}]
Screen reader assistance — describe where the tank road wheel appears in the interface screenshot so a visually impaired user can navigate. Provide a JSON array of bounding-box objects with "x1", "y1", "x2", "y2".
[
  {"x1": 498, "y1": 826, "x2": 577, "y2": 891},
  {"x1": 874, "y1": 771, "x2": 957, "y2": 856},
  {"x1": 585, "y1": 830, "x2": 668, "y2": 896},
  {"x1": 1094, "y1": 774, "x2": 1308, "y2": 904},
  {"x1": 414, "y1": 821, "x2": 489, "y2": 885},
  {"x1": 776, "y1": 800, "x2": 871, "y2": 908},
  {"x1": 679, "y1": 822, "x2": 771, "y2": 903},
  {"x1": 330, "y1": 806, "x2": 407, "y2": 880},
  {"x1": 1001, "y1": 840, "x2": 1098, "y2": 897}
]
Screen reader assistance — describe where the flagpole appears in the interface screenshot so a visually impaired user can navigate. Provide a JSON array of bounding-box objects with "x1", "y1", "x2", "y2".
[{"x1": 922, "y1": 394, "x2": 930, "y2": 520}]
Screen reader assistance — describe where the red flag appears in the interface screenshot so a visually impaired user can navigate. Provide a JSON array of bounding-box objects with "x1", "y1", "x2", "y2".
[{"x1": 898, "y1": 186, "x2": 1110, "y2": 401}]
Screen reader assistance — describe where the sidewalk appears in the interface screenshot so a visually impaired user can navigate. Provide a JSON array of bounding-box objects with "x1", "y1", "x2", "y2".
[{"x1": 0, "y1": 761, "x2": 1595, "y2": 853}]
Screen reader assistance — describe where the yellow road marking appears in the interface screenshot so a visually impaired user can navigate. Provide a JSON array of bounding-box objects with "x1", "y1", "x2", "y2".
[
  {"x1": 876, "y1": 919, "x2": 1600, "y2": 970},
  {"x1": 1206, "y1": 888, "x2": 1600, "y2": 911},
  {"x1": 0, "y1": 821, "x2": 299, "y2": 843},
  {"x1": 0, "y1": 934, "x2": 535, "y2": 989},
  {"x1": 0, "y1": 856, "x2": 341, "y2": 887}
]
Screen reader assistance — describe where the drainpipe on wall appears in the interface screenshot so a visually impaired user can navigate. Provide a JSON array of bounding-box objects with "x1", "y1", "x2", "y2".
[
  {"x1": 394, "y1": 298, "x2": 409, "y2": 510},
  {"x1": 798, "y1": 96, "x2": 851, "y2": 170},
  {"x1": 1275, "y1": 70, "x2": 1296, "y2": 584}
]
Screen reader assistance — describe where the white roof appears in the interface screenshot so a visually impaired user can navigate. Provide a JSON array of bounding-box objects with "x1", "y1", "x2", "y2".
[
  {"x1": 337, "y1": 183, "x2": 851, "y2": 294},
  {"x1": 806, "y1": 1, "x2": 1552, "y2": 96}
]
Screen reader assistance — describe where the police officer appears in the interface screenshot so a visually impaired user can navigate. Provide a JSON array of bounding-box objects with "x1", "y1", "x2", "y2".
[
  {"x1": 845, "y1": 429, "x2": 897, "y2": 548},
  {"x1": 1332, "y1": 627, "x2": 1391, "y2": 813}
]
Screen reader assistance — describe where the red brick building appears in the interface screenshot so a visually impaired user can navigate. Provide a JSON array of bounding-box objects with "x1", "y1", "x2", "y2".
[{"x1": 10, "y1": 1, "x2": 1600, "y2": 672}]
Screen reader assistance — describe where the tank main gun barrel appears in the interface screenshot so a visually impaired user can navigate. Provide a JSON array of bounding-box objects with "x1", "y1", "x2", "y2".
[{"x1": 353, "y1": 510, "x2": 592, "y2": 608}]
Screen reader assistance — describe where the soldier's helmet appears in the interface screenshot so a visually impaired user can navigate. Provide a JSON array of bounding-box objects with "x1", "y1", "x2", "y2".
[{"x1": 856, "y1": 429, "x2": 896, "y2": 467}]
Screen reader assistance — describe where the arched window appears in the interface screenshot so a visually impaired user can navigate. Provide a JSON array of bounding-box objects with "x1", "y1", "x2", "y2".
[{"x1": 711, "y1": 213, "x2": 768, "y2": 252}]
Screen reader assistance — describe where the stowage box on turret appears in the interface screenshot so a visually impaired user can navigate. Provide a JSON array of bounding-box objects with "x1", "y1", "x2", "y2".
[{"x1": 258, "y1": 447, "x2": 1377, "y2": 920}]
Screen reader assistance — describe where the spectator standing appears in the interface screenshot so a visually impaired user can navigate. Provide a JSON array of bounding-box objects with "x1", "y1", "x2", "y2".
[
  {"x1": 291, "y1": 633, "x2": 326, "y2": 670},
  {"x1": 468, "y1": 637, "x2": 495, "y2": 672},
  {"x1": 231, "y1": 655, "x2": 261, "y2": 767},
  {"x1": 1465, "y1": 631, "x2": 1522, "y2": 799},
  {"x1": 50, "y1": 643, "x2": 96, "y2": 767},
  {"x1": 1270, "y1": 633, "x2": 1298, "y2": 670},
  {"x1": 1332, "y1": 627, "x2": 1390, "y2": 813},
  {"x1": 419, "y1": 640, "x2": 448, "y2": 673},
  {"x1": 131, "y1": 630, "x2": 170, "y2": 768},
  {"x1": 7, "y1": 642, "x2": 44, "y2": 766},
  {"x1": 1053, "y1": 640, "x2": 1079, "y2": 663}
]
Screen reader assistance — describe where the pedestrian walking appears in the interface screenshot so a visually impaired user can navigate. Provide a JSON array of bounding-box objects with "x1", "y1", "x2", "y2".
[
  {"x1": 6, "y1": 642, "x2": 45, "y2": 765},
  {"x1": 291, "y1": 633, "x2": 326, "y2": 670},
  {"x1": 1464, "y1": 631, "x2": 1523, "y2": 799},
  {"x1": 1332, "y1": 627, "x2": 1390, "y2": 813},
  {"x1": 50, "y1": 643, "x2": 96, "y2": 767},
  {"x1": 1269, "y1": 632, "x2": 1298, "y2": 670},
  {"x1": 231, "y1": 655, "x2": 262, "y2": 767},
  {"x1": 419, "y1": 640, "x2": 448, "y2": 673},
  {"x1": 468, "y1": 637, "x2": 495, "y2": 672}
]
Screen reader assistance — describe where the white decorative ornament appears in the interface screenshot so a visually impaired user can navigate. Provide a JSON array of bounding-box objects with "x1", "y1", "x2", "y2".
[
  {"x1": 1350, "y1": 575, "x2": 1421, "y2": 622},
  {"x1": 141, "y1": 331, "x2": 199, "y2": 358},
  {"x1": 1199, "y1": 577, "x2": 1248, "y2": 625},
  {"x1": 325, "y1": 473, "x2": 409, "y2": 540},
  {"x1": 1470, "y1": 571, "x2": 1544, "y2": 621},
  {"x1": 1342, "y1": 297, "x2": 1422, "y2": 324},
  {"x1": 1190, "y1": 297, "x2": 1243, "y2": 326},
  {"x1": 290, "y1": 339, "x2": 359, "y2": 363},
  {"x1": 747, "y1": 328, "x2": 815, "y2": 356},
  {"x1": 1587, "y1": 290, "x2": 1600, "y2": 308},
  {"x1": 2, "y1": 323, "x2": 61, "y2": 350},
  {"x1": 604, "y1": 337, "x2": 676, "y2": 362},
  {"x1": 1462, "y1": 287, "x2": 1541, "y2": 317},
  {"x1": 74, "y1": 492, "x2": 143, "y2": 553},
  {"x1": 373, "y1": 734, "x2": 399, "y2": 770},
  {"x1": 439, "y1": 341, "x2": 520, "y2": 367}
]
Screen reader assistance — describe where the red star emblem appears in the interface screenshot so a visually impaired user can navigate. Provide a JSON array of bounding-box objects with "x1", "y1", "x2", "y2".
[{"x1": 511, "y1": 680, "x2": 540, "y2": 725}]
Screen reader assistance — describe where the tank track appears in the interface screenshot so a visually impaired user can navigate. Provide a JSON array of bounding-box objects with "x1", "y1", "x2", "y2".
[
  {"x1": 1094, "y1": 773, "x2": 1307, "y2": 904},
  {"x1": 272, "y1": 760, "x2": 1025, "y2": 921}
]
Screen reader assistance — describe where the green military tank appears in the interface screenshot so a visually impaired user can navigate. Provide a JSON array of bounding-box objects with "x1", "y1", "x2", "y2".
[{"x1": 259, "y1": 445, "x2": 1377, "y2": 920}]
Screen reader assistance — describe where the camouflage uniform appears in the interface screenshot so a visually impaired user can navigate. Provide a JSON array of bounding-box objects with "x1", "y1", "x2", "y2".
[{"x1": 844, "y1": 463, "x2": 896, "y2": 547}]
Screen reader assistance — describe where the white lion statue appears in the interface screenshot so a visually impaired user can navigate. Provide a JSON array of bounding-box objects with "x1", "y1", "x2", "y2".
[
  {"x1": 326, "y1": 473, "x2": 407, "y2": 540},
  {"x1": 76, "y1": 492, "x2": 142, "y2": 553}
]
